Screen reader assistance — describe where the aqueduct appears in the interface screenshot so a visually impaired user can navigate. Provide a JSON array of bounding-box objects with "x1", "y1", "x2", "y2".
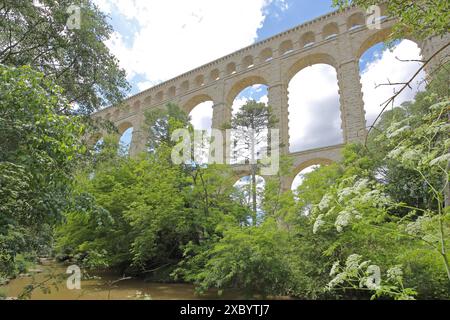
[{"x1": 91, "y1": 5, "x2": 449, "y2": 191}]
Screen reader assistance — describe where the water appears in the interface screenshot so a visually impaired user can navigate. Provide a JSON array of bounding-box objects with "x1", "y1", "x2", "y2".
[{"x1": 0, "y1": 261, "x2": 246, "y2": 300}]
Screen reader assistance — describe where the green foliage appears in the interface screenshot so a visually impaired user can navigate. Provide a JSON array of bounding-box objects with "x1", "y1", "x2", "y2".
[
  {"x1": 333, "y1": 0, "x2": 450, "y2": 41},
  {"x1": 0, "y1": 64, "x2": 86, "y2": 277},
  {"x1": 327, "y1": 254, "x2": 417, "y2": 300},
  {"x1": 0, "y1": 0, "x2": 130, "y2": 114},
  {"x1": 176, "y1": 219, "x2": 293, "y2": 297},
  {"x1": 56, "y1": 105, "x2": 247, "y2": 277}
]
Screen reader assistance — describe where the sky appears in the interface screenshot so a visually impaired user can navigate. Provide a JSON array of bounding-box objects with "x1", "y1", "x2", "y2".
[{"x1": 98, "y1": 1, "x2": 426, "y2": 187}]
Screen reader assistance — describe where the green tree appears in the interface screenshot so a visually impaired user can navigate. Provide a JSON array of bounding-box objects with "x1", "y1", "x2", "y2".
[
  {"x1": 228, "y1": 100, "x2": 277, "y2": 223},
  {"x1": 0, "y1": 64, "x2": 86, "y2": 277},
  {"x1": 0, "y1": 0, "x2": 129, "y2": 115}
]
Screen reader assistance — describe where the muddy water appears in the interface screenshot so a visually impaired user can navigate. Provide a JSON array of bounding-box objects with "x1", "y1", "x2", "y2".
[{"x1": 1, "y1": 262, "x2": 245, "y2": 300}]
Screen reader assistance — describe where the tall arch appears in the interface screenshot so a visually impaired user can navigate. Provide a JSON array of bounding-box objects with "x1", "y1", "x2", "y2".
[
  {"x1": 226, "y1": 75, "x2": 269, "y2": 106},
  {"x1": 287, "y1": 53, "x2": 343, "y2": 153},
  {"x1": 358, "y1": 36, "x2": 425, "y2": 129},
  {"x1": 286, "y1": 53, "x2": 337, "y2": 83},
  {"x1": 117, "y1": 121, "x2": 134, "y2": 156},
  {"x1": 356, "y1": 27, "x2": 421, "y2": 60},
  {"x1": 183, "y1": 94, "x2": 215, "y2": 114}
]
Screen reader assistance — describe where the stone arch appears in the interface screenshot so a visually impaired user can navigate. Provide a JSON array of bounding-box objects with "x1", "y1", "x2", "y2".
[
  {"x1": 242, "y1": 55, "x2": 255, "y2": 69},
  {"x1": 226, "y1": 62, "x2": 237, "y2": 75},
  {"x1": 87, "y1": 132, "x2": 103, "y2": 147},
  {"x1": 347, "y1": 12, "x2": 365, "y2": 30},
  {"x1": 168, "y1": 86, "x2": 176, "y2": 98},
  {"x1": 183, "y1": 94, "x2": 215, "y2": 114},
  {"x1": 286, "y1": 52, "x2": 337, "y2": 83},
  {"x1": 300, "y1": 31, "x2": 315, "y2": 48},
  {"x1": 155, "y1": 91, "x2": 163, "y2": 103},
  {"x1": 210, "y1": 68, "x2": 220, "y2": 82},
  {"x1": 195, "y1": 74, "x2": 205, "y2": 87},
  {"x1": 356, "y1": 27, "x2": 421, "y2": 59},
  {"x1": 226, "y1": 75, "x2": 269, "y2": 106},
  {"x1": 323, "y1": 22, "x2": 339, "y2": 40},
  {"x1": 180, "y1": 80, "x2": 190, "y2": 92},
  {"x1": 132, "y1": 100, "x2": 141, "y2": 113},
  {"x1": 117, "y1": 121, "x2": 133, "y2": 135},
  {"x1": 260, "y1": 48, "x2": 273, "y2": 62},
  {"x1": 143, "y1": 96, "x2": 152, "y2": 107},
  {"x1": 288, "y1": 158, "x2": 334, "y2": 189},
  {"x1": 279, "y1": 39, "x2": 294, "y2": 55}
]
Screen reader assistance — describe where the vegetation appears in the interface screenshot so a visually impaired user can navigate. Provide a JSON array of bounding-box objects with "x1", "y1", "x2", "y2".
[
  {"x1": 0, "y1": 0, "x2": 129, "y2": 115},
  {"x1": 0, "y1": 0, "x2": 449, "y2": 301}
]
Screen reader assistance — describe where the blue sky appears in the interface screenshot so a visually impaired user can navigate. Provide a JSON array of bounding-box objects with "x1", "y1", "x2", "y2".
[{"x1": 96, "y1": 0, "x2": 339, "y2": 94}]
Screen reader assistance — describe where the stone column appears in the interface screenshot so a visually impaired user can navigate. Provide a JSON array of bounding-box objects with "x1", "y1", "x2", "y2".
[
  {"x1": 336, "y1": 59, "x2": 367, "y2": 143},
  {"x1": 420, "y1": 34, "x2": 450, "y2": 75},
  {"x1": 129, "y1": 120, "x2": 148, "y2": 158},
  {"x1": 212, "y1": 102, "x2": 231, "y2": 164},
  {"x1": 268, "y1": 83, "x2": 289, "y2": 155}
]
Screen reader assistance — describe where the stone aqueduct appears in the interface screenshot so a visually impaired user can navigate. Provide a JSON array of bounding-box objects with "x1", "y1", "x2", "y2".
[{"x1": 91, "y1": 5, "x2": 449, "y2": 191}]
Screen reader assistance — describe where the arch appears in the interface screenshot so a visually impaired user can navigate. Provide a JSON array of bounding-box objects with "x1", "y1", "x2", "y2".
[
  {"x1": 226, "y1": 62, "x2": 237, "y2": 75},
  {"x1": 132, "y1": 100, "x2": 141, "y2": 113},
  {"x1": 356, "y1": 27, "x2": 420, "y2": 59},
  {"x1": 183, "y1": 94, "x2": 215, "y2": 114},
  {"x1": 289, "y1": 158, "x2": 334, "y2": 190},
  {"x1": 322, "y1": 22, "x2": 339, "y2": 40},
  {"x1": 143, "y1": 96, "x2": 152, "y2": 107},
  {"x1": 286, "y1": 52, "x2": 337, "y2": 83},
  {"x1": 226, "y1": 75, "x2": 269, "y2": 106},
  {"x1": 209, "y1": 69, "x2": 220, "y2": 82},
  {"x1": 347, "y1": 12, "x2": 365, "y2": 31},
  {"x1": 288, "y1": 62, "x2": 343, "y2": 153},
  {"x1": 242, "y1": 55, "x2": 254, "y2": 69},
  {"x1": 87, "y1": 132, "x2": 103, "y2": 147},
  {"x1": 180, "y1": 80, "x2": 190, "y2": 92},
  {"x1": 195, "y1": 74, "x2": 205, "y2": 87},
  {"x1": 300, "y1": 31, "x2": 315, "y2": 48},
  {"x1": 117, "y1": 121, "x2": 133, "y2": 135},
  {"x1": 155, "y1": 91, "x2": 163, "y2": 103},
  {"x1": 112, "y1": 109, "x2": 120, "y2": 120},
  {"x1": 233, "y1": 174, "x2": 267, "y2": 224},
  {"x1": 279, "y1": 39, "x2": 294, "y2": 55},
  {"x1": 260, "y1": 48, "x2": 273, "y2": 62},
  {"x1": 359, "y1": 38, "x2": 425, "y2": 129},
  {"x1": 168, "y1": 86, "x2": 176, "y2": 98}
]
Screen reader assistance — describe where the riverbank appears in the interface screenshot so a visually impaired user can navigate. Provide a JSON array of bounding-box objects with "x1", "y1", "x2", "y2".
[{"x1": 0, "y1": 261, "x2": 263, "y2": 300}]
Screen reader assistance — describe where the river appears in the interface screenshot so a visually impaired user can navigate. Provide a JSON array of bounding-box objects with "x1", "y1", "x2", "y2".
[{"x1": 0, "y1": 261, "x2": 248, "y2": 300}]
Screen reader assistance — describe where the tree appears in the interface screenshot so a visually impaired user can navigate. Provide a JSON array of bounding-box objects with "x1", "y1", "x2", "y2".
[
  {"x1": 0, "y1": 64, "x2": 86, "y2": 278},
  {"x1": 228, "y1": 101, "x2": 277, "y2": 224},
  {"x1": 0, "y1": 0, "x2": 129, "y2": 115},
  {"x1": 333, "y1": 0, "x2": 450, "y2": 41}
]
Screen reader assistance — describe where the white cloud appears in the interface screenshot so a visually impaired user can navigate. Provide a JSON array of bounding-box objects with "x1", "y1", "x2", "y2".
[
  {"x1": 287, "y1": 40, "x2": 425, "y2": 154},
  {"x1": 189, "y1": 101, "x2": 213, "y2": 131},
  {"x1": 288, "y1": 64, "x2": 343, "y2": 152},
  {"x1": 95, "y1": 0, "x2": 275, "y2": 84},
  {"x1": 360, "y1": 40, "x2": 425, "y2": 127}
]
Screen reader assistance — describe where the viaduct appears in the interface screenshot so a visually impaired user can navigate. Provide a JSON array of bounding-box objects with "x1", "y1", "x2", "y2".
[{"x1": 91, "y1": 5, "x2": 449, "y2": 190}]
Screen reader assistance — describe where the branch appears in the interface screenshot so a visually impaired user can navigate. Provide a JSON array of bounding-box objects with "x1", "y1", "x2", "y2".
[{"x1": 365, "y1": 41, "x2": 450, "y2": 147}]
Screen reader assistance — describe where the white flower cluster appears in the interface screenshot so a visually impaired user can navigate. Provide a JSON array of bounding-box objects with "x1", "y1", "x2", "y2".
[
  {"x1": 335, "y1": 209, "x2": 361, "y2": 233},
  {"x1": 313, "y1": 214, "x2": 325, "y2": 234},
  {"x1": 318, "y1": 193, "x2": 333, "y2": 211},
  {"x1": 387, "y1": 265, "x2": 403, "y2": 282}
]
